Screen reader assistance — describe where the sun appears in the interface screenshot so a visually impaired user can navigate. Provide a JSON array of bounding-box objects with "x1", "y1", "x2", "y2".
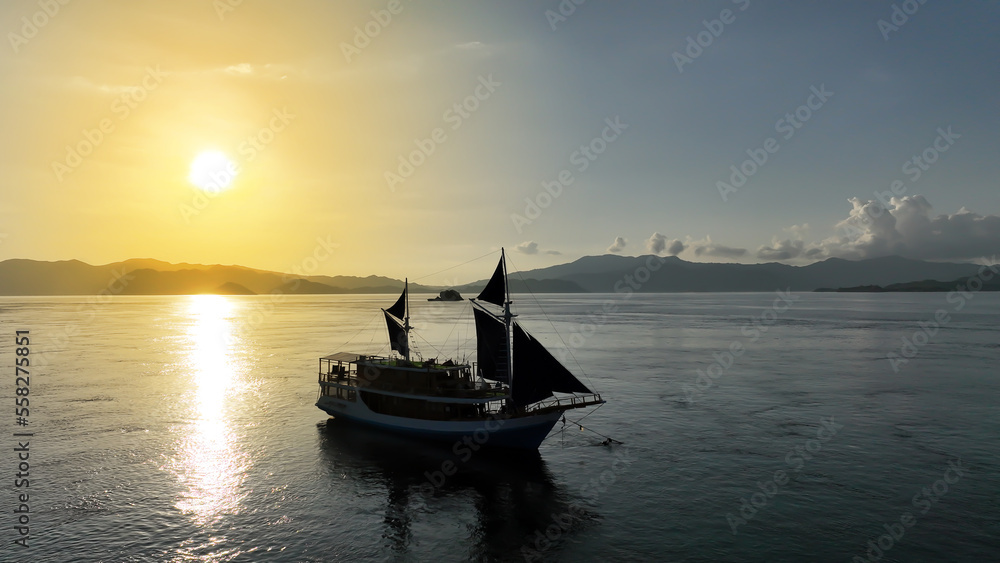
[{"x1": 189, "y1": 150, "x2": 238, "y2": 193}]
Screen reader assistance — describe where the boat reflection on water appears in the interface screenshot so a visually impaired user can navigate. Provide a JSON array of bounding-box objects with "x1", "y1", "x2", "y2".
[{"x1": 317, "y1": 418, "x2": 596, "y2": 561}]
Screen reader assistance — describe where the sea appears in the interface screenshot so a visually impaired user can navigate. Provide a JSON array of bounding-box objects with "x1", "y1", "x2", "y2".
[{"x1": 0, "y1": 292, "x2": 998, "y2": 562}]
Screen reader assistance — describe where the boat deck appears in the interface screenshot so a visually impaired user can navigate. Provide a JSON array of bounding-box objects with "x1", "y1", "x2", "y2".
[
  {"x1": 319, "y1": 371, "x2": 510, "y2": 403},
  {"x1": 318, "y1": 352, "x2": 603, "y2": 416}
]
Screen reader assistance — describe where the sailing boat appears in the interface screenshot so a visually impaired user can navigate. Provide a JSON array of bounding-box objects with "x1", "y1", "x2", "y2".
[{"x1": 315, "y1": 249, "x2": 605, "y2": 450}]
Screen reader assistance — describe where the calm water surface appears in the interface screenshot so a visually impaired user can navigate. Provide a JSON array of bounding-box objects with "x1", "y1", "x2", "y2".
[{"x1": 1, "y1": 293, "x2": 998, "y2": 562}]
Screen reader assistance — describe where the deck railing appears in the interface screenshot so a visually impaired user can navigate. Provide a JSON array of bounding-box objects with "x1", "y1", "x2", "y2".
[
  {"x1": 317, "y1": 359, "x2": 602, "y2": 409},
  {"x1": 318, "y1": 371, "x2": 509, "y2": 400},
  {"x1": 523, "y1": 393, "x2": 604, "y2": 413}
]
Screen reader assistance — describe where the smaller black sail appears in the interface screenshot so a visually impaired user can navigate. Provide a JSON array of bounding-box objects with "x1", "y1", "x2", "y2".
[
  {"x1": 476, "y1": 253, "x2": 507, "y2": 308},
  {"x1": 386, "y1": 285, "x2": 406, "y2": 320},
  {"x1": 383, "y1": 284, "x2": 409, "y2": 358}
]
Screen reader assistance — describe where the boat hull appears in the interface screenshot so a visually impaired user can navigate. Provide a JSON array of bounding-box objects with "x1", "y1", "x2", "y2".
[{"x1": 316, "y1": 395, "x2": 564, "y2": 450}]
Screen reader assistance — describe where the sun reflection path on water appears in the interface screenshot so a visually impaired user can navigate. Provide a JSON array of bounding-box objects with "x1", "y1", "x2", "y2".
[{"x1": 169, "y1": 295, "x2": 252, "y2": 527}]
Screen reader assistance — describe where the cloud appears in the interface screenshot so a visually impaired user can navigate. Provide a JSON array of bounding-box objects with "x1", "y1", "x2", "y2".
[
  {"x1": 666, "y1": 239, "x2": 686, "y2": 256},
  {"x1": 691, "y1": 236, "x2": 747, "y2": 259},
  {"x1": 757, "y1": 238, "x2": 805, "y2": 261},
  {"x1": 515, "y1": 241, "x2": 539, "y2": 255},
  {"x1": 645, "y1": 232, "x2": 686, "y2": 256},
  {"x1": 607, "y1": 236, "x2": 627, "y2": 253},
  {"x1": 757, "y1": 226, "x2": 810, "y2": 261},
  {"x1": 516, "y1": 241, "x2": 560, "y2": 255},
  {"x1": 819, "y1": 195, "x2": 1000, "y2": 261},
  {"x1": 449, "y1": 41, "x2": 502, "y2": 58},
  {"x1": 225, "y1": 63, "x2": 253, "y2": 75},
  {"x1": 646, "y1": 233, "x2": 666, "y2": 254},
  {"x1": 785, "y1": 223, "x2": 810, "y2": 239},
  {"x1": 636, "y1": 197, "x2": 998, "y2": 266},
  {"x1": 215, "y1": 62, "x2": 296, "y2": 81},
  {"x1": 695, "y1": 245, "x2": 747, "y2": 258}
]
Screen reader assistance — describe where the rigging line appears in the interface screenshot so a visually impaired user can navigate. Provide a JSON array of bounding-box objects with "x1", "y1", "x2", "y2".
[
  {"x1": 461, "y1": 309, "x2": 474, "y2": 362},
  {"x1": 436, "y1": 305, "x2": 466, "y2": 357},
  {"x1": 571, "y1": 400, "x2": 604, "y2": 425},
  {"x1": 541, "y1": 404, "x2": 619, "y2": 444},
  {"x1": 368, "y1": 317, "x2": 383, "y2": 353},
  {"x1": 342, "y1": 310, "x2": 380, "y2": 348},
  {"x1": 569, "y1": 422, "x2": 622, "y2": 444},
  {"x1": 449, "y1": 307, "x2": 474, "y2": 364},
  {"x1": 503, "y1": 255, "x2": 598, "y2": 393},
  {"x1": 412, "y1": 329, "x2": 445, "y2": 359},
  {"x1": 411, "y1": 249, "x2": 499, "y2": 283}
]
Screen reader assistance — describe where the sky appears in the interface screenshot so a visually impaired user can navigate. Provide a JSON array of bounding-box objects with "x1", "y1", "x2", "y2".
[{"x1": 1, "y1": 0, "x2": 998, "y2": 284}]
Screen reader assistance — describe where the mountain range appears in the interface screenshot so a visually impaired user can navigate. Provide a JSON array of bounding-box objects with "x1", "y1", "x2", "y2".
[
  {"x1": 0, "y1": 255, "x2": 995, "y2": 295},
  {"x1": 487, "y1": 254, "x2": 997, "y2": 293}
]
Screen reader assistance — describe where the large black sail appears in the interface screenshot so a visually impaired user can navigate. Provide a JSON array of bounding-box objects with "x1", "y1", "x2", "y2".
[
  {"x1": 476, "y1": 254, "x2": 507, "y2": 307},
  {"x1": 383, "y1": 311, "x2": 409, "y2": 358},
  {"x1": 473, "y1": 306, "x2": 509, "y2": 383},
  {"x1": 511, "y1": 321, "x2": 591, "y2": 407}
]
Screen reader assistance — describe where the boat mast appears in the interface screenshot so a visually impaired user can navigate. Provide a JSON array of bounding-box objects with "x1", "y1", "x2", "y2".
[
  {"x1": 403, "y1": 278, "x2": 411, "y2": 362},
  {"x1": 500, "y1": 249, "x2": 515, "y2": 399}
]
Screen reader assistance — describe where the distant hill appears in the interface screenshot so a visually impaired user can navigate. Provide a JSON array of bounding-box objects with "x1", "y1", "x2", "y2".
[
  {"x1": 116, "y1": 268, "x2": 286, "y2": 295},
  {"x1": 0, "y1": 259, "x2": 436, "y2": 296},
  {"x1": 456, "y1": 278, "x2": 586, "y2": 294},
  {"x1": 0, "y1": 255, "x2": 995, "y2": 295},
  {"x1": 0, "y1": 258, "x2": 117, "y2": 294},
  {"x1": 273, "y1": 279, "x2": 346, "y2": 294},
  {"x1": 214, "y1": 282, "x2": 256, "y2": 295},
  {"x1": 304, "y1": 274, "x2": 416, "y2": 291},
  {"x1": 816, "y1": 276, "x2": 1000, "y2": 292},
  {"x1": 495, "y1": 254, "x2": 995, "y2": 293}
]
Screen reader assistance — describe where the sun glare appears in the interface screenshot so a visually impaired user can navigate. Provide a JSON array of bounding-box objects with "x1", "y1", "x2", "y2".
[
  {"x1": 170, "y1": 294, "x2": 250, "y2": 525},
  {"x1": 188, "y1": 150, "x2": 238, "y2": 193}
]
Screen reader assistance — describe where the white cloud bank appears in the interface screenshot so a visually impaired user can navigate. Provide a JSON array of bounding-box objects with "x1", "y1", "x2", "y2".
[
  {"x1": 604, "y1": 196, "x2": 997, "y2": 264},
  {"x1": 758, "y1": 196, "x2": 1000, "y2": 262}
]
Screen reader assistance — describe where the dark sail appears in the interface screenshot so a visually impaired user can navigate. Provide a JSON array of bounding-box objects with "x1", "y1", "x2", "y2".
[
  {"x1": 473, "y1": 306, "x2": 509, "y2": 383},
  {"x1": 386, "y1": 285, "x2": 406, "y2": 320},
  {"x1": 476, "y1": 253, "x2": 507, "y2": 307},
  {"x1": 383, "y1": 310, "x2": 409, "y2": 357},
  {"x1": 512, "y1": 321, "x2": 591, "y2": 407}
]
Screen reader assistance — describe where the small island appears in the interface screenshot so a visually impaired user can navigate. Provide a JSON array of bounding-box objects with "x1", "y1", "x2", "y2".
[{"x1": 428, "y1": 289, "x2": 464, "y2": 301}]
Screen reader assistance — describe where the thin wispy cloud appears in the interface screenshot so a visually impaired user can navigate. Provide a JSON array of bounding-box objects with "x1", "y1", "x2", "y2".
[
  {"x1": 515, "y1": 241, "x2": 539, "y2": 255},
  {"x1": 225, "y1": 63, "x2": 253, "y2": 75},
  {"x1": 691, "y1": 237, "x2": 748, "y2": 259}
]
